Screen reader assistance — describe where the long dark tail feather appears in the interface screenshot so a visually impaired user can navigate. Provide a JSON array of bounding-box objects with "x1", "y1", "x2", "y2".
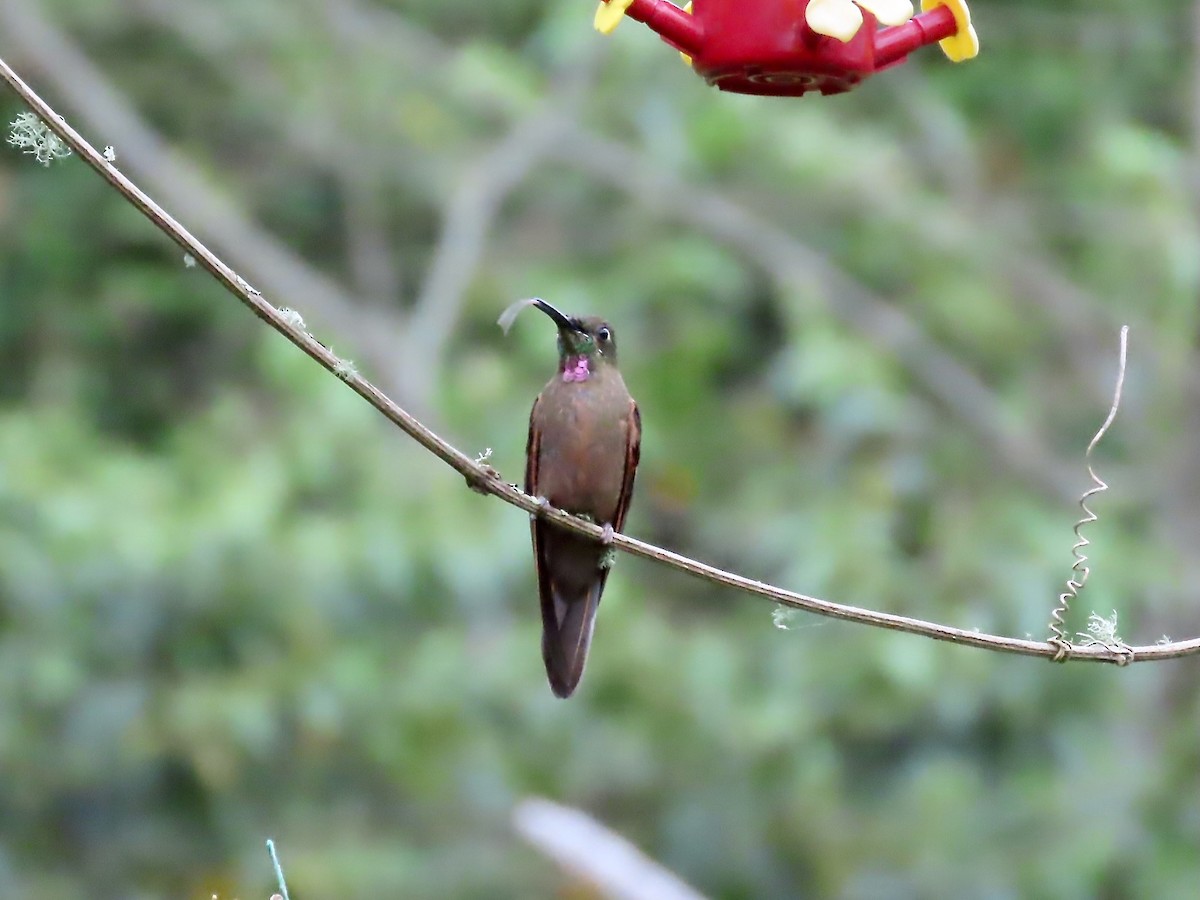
[{"x1": 541, "y1": 585, "x2": 600, "y2": 699}]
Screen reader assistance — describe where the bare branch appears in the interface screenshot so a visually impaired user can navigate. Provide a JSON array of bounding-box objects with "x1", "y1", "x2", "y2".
[{"x1": 4, "y1": 56, "x2": 1199, "y2": 665}]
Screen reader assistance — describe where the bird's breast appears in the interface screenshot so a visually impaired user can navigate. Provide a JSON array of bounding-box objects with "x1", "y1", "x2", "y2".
[{"x1": 533, "y1": 380, "x2": 632, "y2": 523}]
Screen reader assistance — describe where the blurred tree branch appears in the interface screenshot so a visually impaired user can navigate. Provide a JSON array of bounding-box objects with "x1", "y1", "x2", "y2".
[
  {"x1": 398, "y1": 71, "x2": 595, "y2": 406},
  {"x1": 341, "y1": 166, "x2": 403, "y2": 310},
  {"x1": 889, "y1": 71, "x2": 1200, "y2": 407},
  {"x1": 513, "y1": 797, "x2": 705, "y2": 900},
  {"x1": 5, "y1": 54, "x2": 1200, "y2": 666}
]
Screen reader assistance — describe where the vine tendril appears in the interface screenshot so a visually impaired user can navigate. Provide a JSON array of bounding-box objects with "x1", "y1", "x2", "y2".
[{"x1": 1048, "y1": 326, "x2": 1129, "y2": 662}]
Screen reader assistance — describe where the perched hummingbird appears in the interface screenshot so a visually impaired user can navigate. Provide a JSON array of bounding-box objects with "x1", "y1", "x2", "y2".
[{"x1": 516, "y1": 299, "x2": 641, "y2": 698}]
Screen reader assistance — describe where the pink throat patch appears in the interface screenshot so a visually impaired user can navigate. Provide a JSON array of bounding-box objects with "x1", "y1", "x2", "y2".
[{"x1": 561, "y1": 355, "x2": 590, "y2": 383}]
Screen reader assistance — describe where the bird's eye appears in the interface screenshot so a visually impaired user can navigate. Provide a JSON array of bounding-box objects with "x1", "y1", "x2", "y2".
[{"x1": 597, "y1": 326, "x2": 611, "y2": 343}]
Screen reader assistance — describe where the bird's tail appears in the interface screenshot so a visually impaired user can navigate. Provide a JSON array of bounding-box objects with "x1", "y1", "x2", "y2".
[{"x1": 541, "y1": 583, "x2": 600, "y2": 699}]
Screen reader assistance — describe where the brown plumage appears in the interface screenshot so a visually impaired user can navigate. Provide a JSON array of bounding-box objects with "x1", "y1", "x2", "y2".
[{"x1": 522, "y1": 301, "x2": 640, "y2": 698}]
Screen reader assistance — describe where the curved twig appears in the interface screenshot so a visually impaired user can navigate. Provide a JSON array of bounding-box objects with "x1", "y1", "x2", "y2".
[{"x1": 3, "y1": 57, "x2": 1198, "y2": 665}]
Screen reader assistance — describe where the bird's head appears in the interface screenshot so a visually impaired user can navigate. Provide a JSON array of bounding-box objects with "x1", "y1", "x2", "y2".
[{"x1": 530, "y1": 299, "x2": 619, "y2": 381}]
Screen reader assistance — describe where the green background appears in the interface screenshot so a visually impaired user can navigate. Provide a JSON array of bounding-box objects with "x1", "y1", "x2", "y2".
[{"x1": 1, "y1": 0, "x2": 1198, "y2": 896}]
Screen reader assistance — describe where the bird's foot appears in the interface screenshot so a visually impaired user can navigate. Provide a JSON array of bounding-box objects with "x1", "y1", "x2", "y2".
[
  {"x1": 598, "y1": 524, "x2": 617, "y2": 569},
  {"x1": 529, "y1": 495, "x2": 551, "y2": 521}
]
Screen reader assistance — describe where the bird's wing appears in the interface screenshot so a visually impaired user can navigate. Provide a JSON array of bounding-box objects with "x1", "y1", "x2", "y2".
[
  {"x1": 611, "y1": 399, "x2": 641, "y2": 533},
  {"x1": 525, "y1": 392, "x2": 543, "y2": 553}
]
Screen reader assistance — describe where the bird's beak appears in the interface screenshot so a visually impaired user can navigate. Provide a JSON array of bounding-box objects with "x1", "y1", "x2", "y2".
[{"x1": 532, "y1": 298, "x2": 584, "y2": 333}]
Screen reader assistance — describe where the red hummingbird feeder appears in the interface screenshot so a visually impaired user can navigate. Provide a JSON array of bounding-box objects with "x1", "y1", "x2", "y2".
[{"x1": 593, "y1": 0, "x2": 979, "y2": 97}]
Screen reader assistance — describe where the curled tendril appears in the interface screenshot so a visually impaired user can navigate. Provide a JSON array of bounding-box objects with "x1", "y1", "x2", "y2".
[{"x1": 1048, "y1": 326, "x2": 1129, "y2": 662}]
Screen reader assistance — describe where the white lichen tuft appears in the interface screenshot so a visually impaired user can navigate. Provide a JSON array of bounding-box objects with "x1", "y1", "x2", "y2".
[
  {"x1": 1157, "y1": 634, "x2": 1172, "y2": 646},
  {"x1": 277, "y1": 307, "x2": 307, "y2": 331},
  {"x1": 7, "y1": 112, "x2": 72, "y2": 167},
  {"x1": 102, "y1": 145, "x2": 116, "y2": 162},
  {"x1": 1077, "y1": 610, "x2": 1122, "y2": 647},
  {"x1": 772, "y1": 607, "x2": 796, "y2": 630},
  {"x1": 183, "y1": 253, "x2": 197, "y2": 268},
  {"x1": 333, "y1": 357, "x2": 358, "y2": 380},
  {"x1": 475, "y1": 447, "x2": 493, "y2": 465}
]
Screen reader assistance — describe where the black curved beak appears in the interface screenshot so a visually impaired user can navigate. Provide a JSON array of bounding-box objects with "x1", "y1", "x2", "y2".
[{"x1": 532, "y1": 298, "x2": 584, "y2": 333}]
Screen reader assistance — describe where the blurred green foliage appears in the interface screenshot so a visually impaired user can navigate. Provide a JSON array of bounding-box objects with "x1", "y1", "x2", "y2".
[{"x1": 2, "y1": 0, "x2": 1199, "y2": 897}]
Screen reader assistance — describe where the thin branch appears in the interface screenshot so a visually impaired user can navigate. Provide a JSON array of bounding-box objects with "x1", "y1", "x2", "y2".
[{"x1": 4, "y1": 57, "x2": 1199, "y2": 665}]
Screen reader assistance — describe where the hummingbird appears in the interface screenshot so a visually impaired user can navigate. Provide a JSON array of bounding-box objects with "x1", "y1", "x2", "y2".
[{"x1": 516, "y1": 299, "x2": 641, "y2": 698}]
